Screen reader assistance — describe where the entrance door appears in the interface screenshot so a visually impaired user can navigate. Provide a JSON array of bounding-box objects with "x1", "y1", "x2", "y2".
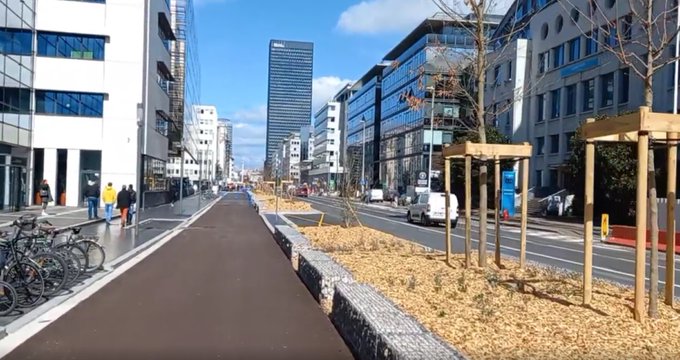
[
  {"x1": 8, "y1": 166, "x2": 26, "y2": 212},
  {"x1": 79, "y1": 171, "x2": 101, "y2": 207}
]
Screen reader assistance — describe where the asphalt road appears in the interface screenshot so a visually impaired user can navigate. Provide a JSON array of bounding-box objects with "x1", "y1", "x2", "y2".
[
  {"x1": 298, "y1": 196, "x2": 680, "y2": 292},
  {"x1": 3, "y1": 193, "x2": 353, "y2": 360}
]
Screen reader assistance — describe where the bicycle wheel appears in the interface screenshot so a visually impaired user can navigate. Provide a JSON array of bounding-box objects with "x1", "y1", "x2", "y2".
[
  {"x1": 77, "y1": 240, "x2": 105, "y2": 273},
  {"x1": 5, "y1": 261, "x2": 45, "y2": 308},
  {"x1": 53, "y1": 244, "x2": 83, "y2": 284},
  {"x1": 31, "y1": 252, "x2": 67, "y2": 296},
  {"x1": 0, "y1": 281, "x2": 17, "y2": 316},
  {"x1": 55, "y1": 243, "x2": 89, "y2": 275}
]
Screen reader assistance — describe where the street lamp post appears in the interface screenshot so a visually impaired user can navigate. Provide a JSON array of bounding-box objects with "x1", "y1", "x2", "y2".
[
  {"x1": 427, "y1": 85, "x2": 436, "y2": 191},
  {"x1": 360, "y1": 117, "x2": 366, "y2": 194}
]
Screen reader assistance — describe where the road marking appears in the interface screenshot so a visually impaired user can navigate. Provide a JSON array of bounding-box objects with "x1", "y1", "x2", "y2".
[
  {"x1": 303, "y1": 197, "x2": 680, "y2": 287},
  {"x1": 0, "y1": 197, "x2": 220, "y2": 356},
  {"x1": 306, "y1": 196, "x2": 676, "y2": 264}
]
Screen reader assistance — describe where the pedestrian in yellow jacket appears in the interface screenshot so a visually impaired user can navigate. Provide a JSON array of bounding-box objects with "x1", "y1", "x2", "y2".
[{"x1": 102, "y1": 183, "x2": 117, "y2": 225}]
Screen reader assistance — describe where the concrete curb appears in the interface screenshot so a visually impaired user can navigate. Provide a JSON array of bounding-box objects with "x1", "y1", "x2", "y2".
[{"x1": 261, "y1": 214, "x2": 468, "y2": 360}]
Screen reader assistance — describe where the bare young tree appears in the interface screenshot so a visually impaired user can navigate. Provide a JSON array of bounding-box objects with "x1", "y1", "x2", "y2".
[
  {"x1": 421, "y1": 0, "x2": 533, "y2": 268},
  {"x1": 562, "y1": 0, "x2": 680, "y2": 319}
]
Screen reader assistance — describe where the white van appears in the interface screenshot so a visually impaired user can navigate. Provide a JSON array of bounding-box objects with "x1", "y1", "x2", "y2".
[
  {"x1": 365, "y1": 188, "x2": 384, "y2": 203},
  {"x1": 407, "y1": 192, "x2": 459, "y2": 227}
]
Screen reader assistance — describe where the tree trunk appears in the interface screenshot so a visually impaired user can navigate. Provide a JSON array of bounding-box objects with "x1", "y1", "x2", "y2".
[
  {"x1": 475, "y1": 3, "x2": 488, "y2": 268},
  {"x1": 644, "y1": 64, "x2": 659, "y2": 317},
  {"x1": 648, "y1": 149, "x2": 659, "y2": 318}
]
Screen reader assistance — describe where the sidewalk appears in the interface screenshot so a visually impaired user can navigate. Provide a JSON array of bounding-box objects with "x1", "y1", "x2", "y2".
[
  {"x1": 2, "y1": 193, "x2": 352, "y2": 359},
  {"x1": 0, "y1": 195, "x2": 204, "y2": 231}
]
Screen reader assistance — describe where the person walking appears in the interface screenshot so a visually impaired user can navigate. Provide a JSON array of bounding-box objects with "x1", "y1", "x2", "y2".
[
  {"x1": 102, "y1": 182, "x2": 117, "y2": 226},
  {"x1": 83, "y1": 180, "x2": 100, "y2": 220},
  {"x1": 127, "y1": 184, "x2": 136, "y2": 224},
  {"x1": 116, "y1": 185, "x2": 131, "y2": 228},
  {"x1": 39, "y1": 179, "x2": 53, "y2": 216}
]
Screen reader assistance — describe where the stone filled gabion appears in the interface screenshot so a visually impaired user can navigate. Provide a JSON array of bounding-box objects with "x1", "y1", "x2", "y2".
[
  {"x1": 274, "y1": 225, "x2": 299, "y2": 249},
  {"x1": 282, "y1": 234, "x2": 311, "y2": 260},
  {"x1": 298, "y1": 250, "x2": 354, "y2": 302},
  {"x1": 331, "y1": 283, "x2": 466, "y2": 360}
]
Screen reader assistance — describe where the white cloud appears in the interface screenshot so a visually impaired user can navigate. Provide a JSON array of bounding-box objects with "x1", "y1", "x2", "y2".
[
  {"x1": 228, "y1": 105, "x2": 268, "y2": 169},
  {"x1": 336, "y1": 0, "x2": 439, "y2": 35},
  {"x1": 312, "y1": 76, "x2": 354, "y2": 113}
]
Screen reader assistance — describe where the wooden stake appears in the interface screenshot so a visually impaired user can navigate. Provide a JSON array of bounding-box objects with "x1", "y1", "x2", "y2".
[
  {"x1": 494, "y1": 156, "x2": 501, "y2": 267},
  {"x1": 583, "y1": 136, "x2": 595, "y2": 305},
  {"x1": 635, "y1": 132, "x2": 649, "y2": 321},
  {"x1": 444, "y1": 158, "x2": 452, "y2": 266},
  {"x1": 520, "y1": 157, "x2": 529, "y2": 268},
  {"x1": 465, "y1": 155, "x2": 472, "y2": 268},
  {"x1": 666, "y1": 134, "x2": 677, "y2": 306}
]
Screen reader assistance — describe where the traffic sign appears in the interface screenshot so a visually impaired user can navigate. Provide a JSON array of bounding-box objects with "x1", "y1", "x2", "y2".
[
  {"x1": 417, "y1": 171, "x2": 428, "y2": 186},
  {"x1": 601, "y1": 214, "x2": 609, "y2": 240}
]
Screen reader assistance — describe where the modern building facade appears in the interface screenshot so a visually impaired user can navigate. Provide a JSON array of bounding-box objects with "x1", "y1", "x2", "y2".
[
  {"x1": 280, "y1": 132, "x2": 301, "y2": 183},
  {"x1": 490, "y1": 0, "x2": 675, "y2": 189},
  {"x1": 347, "y1": 64, "x2": 388, "y2": 191},
  {"x1": 216, "y1": 118, "x2": 232, "y2": 181},
  {"x1": 377, "y1": 15, "x2": 500, "y2": 192},
  {"x1": 265, "y1": 39, "x2": 313, "y2": 170},
  {"x1": 0, "y1": 0, "x2": 35, "y2": 211},
  {"x1": 299, "y1": 125, "x2": 314, "y2": 185},
  {"x1": 166, "y1": 105, "x2": 218, "y2": 184},
  {"x1": 310, "y1": 102, "x2": 344, "y2": 190},
  {"x1": 30, "y1": 0, "x2": 175, "y2": 207}
]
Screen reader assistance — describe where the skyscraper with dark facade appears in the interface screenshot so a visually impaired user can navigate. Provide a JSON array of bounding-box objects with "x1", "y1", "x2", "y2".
[{"x1": 265, "y1": 39, "x2": 313, "y2": 170}]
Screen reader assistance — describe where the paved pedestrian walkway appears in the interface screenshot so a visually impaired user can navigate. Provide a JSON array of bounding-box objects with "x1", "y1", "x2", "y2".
[{"x1": 2, "y1": 193, "x2": 353, "y2": 359}]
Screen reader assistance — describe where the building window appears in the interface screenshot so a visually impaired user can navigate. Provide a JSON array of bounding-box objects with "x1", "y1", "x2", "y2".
[
  {"x1": 550, "y1": 89, "x2": 561, "y2": 119},
  {"x1": 582, "y1": 79, "x2": 594, "y2": 111},
  {"x1": 507, "y1": 60, "x2": 513, "y2": 81},
  {"x1": 35, "y1": 90, "x2": 104, "y2": 117},
  {"x1": 37, "y1": 31, "x2": 105, "y2": 60},
  {"x1": 538, "y1": 52, "x2": 548, "y2": 73},
  {"x1": 600, "y1": 72, "x2": 614, "y2": 107},
  {"x1": 156, "y1": 114, "x2": 169, "y2": 137},
  {"x1": 537, "y1": 94, "x2": 545, "y2": 122},
  {"x1": 604, "y1": 23, "x2": 618, "y2": 47},
  {"x1": 550, "y1": 134, "x2": 560, "y2": 153},
  {"x1": 565, "y1": 84, "x2": 577, "y2": 115},
  {"x1": 549, "y1": 169, "x2": 559, "y2": 187},
  {"x1": 535, "y1": 170, "x2": 543, "y2": 187},
  {"x1": 621, "y1": 14, "x2": 632, "y2": 40},
  {"x1": 0, "y1": 28, "x2": 33, "y2": 55},
  {"x1": 0, "y1": 87, "x2": 31, "y2": 114},
  {"x1": 568, "y1": 37, "x2": 581, "y2": 62},
  {"x1": 494, "y1": 65, "x2": 500, "y2": 85},
  {"x1": 619, "y1": 68, "x2": 630, "y2": 103},
  {"x1": 536, "y1": 136, "x2": 545, "y2": 155},
  {"x1": 565, "y1": 132, "x2": 576, "y2": 153},
  {"x1": 552, "y1": 44, "x2": 564, "y2": 68},
  {"x1": 586, "y1": 30, "x2": 598, "y2": 55}
]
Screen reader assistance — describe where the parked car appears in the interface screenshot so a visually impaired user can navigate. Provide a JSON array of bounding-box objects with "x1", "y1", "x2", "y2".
[
  {"x1": 295, "y1": 186, "x2": 309, "y2": 197},
  {"x1": 407, "y1": 192, "x2": 459, "y2": 227},
  {"x1": 365, "y1": 188, "x2": 384, "y2": 203}
]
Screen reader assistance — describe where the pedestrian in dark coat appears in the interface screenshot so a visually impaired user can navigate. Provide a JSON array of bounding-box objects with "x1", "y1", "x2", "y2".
[{"x1": 116, "y1": 185, "x2": 131, "y2": 227}]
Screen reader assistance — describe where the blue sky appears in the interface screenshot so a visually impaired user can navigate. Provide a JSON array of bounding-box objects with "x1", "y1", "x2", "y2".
[{"x1": 193, "y1": 0, "x2": 445, "y2": 168}]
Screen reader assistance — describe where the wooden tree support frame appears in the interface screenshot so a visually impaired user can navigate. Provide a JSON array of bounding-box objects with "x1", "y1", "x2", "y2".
[
  {"x1": 443, "y1": 141, "x2": 532, "y2": 268},
  {"x1": 581, "y1": 106, "x2": 679, "y2": 321}
]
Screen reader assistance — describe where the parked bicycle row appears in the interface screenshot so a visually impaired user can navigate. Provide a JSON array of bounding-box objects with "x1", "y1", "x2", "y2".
[{"x1": 0, "y1": 214, "x2": 106, "y2": 317}]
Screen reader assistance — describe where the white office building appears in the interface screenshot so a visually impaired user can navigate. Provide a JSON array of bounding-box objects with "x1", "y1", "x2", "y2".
[
  {"x1": 29, "y1": 0, "x2": 175, "y2": 207},
  {"x1": 167, "y1": 105, "x2": 218, "y2": 184},
  {"x1": 281, "y1": 132, "x2": 301, "y2": 182},
  {"x1": 310, "y1": 102, "x2": 344, "y2": 190}
]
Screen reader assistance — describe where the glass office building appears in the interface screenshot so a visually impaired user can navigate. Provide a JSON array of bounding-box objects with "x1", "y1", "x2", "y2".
[
  {"x1": 265, "y1": 39, "x2": 313, "y2": 167},
  {"x1": 0, "y1": 0, "x2": 35, "y2": 211},
  {"x1": 379, "y1": 16, "x2": 500, "y2": 192}
]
